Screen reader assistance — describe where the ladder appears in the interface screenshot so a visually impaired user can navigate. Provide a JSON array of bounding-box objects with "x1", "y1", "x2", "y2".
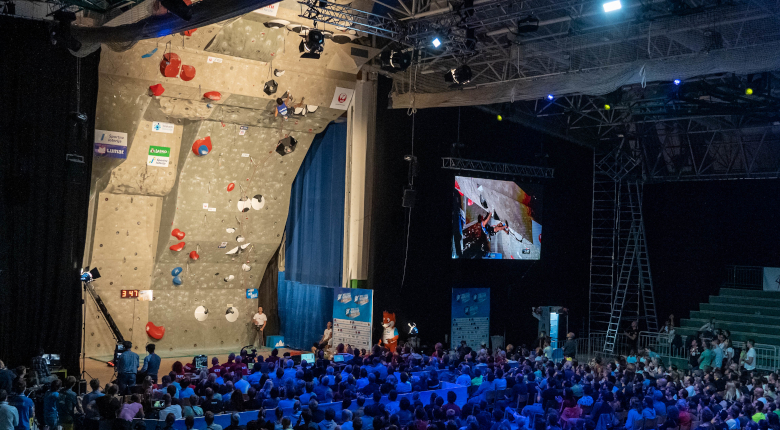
[{"x1": 603, "y1": 181, "x2": 659, "y2": 353}]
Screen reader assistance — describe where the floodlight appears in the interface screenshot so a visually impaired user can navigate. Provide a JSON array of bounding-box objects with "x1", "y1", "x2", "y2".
[
  {"x1": 603, "y1": 0, "x2": 621, "y2": 12},
  {"x1": 299, "y1": 30, "x2": 325, "y2": 59},
  {"x1": 432, "y1": 37, "x2": 442, "y2": 48},
  {"x1": 547, "y1": 94, "x2": 554, "y2": 101},
  {"x1": 604, "y1": 104, "x2": 611, "y2": 110}
]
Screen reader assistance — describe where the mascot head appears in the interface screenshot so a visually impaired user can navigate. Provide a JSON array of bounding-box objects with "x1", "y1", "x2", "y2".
[{"x1": 382, "y1": 311, "x2": 396, "y2": 329}]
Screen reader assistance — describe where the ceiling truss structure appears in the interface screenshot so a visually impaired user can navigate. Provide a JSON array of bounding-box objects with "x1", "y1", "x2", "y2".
[
  {"x1": 442, "y1": 157, "x2": 555, "y2": 178},
  {"x1": 494, "y1": 72, "x2": 780, "y2": 182}
]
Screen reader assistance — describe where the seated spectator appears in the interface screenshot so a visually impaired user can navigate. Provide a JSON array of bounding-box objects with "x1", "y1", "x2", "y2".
[
  {"x1": 205, "y1": 411, "x2": 223, "y2": 430},
  {"x1": 226, "y1": 413, "x2": 246, "y2": 430},
  {"x1": 319, "y1": 408, "x2": 337, "y2": 430},
  {"x1": 159, "y1": 394, "x2": 182, "y2": 420},
  {"x1": 183, "y1": 395, "x2": 204, "y2": 418},
  {"x1": 202, "y1": 388, "x2": 223, "y2": 413},
  {"x1": 118, "y1": 394, "x2": 145, "y2": 423}
]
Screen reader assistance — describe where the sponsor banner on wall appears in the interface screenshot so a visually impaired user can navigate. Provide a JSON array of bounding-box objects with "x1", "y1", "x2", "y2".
[
  {"x1": 94, "y1": 130, "x2": 128, "y2": 159},
  {"x1": 147, "y1": 146, "x2": 171, "y2": 167},
  {"x1": 152, "y1": 121, "x2": 175, "y2": 133},
  {"x1": 451, "y1": 288, "x2": 490, "y2": 349},
  {"x1": 329, "y1": 87, "x2": 355, "y2": 110},
  {"x1": 763, "y1": 267, "x2": 780, "y2": 291},
  {"x1": 332, "y1": 287, "x2": 373, "y2": 352},
  {"x1": 246, "y1": 289, "x2": 259, "y2": 299},
  {"x1": 253, "y1": 3, "x2": 279, "y2": 16}
]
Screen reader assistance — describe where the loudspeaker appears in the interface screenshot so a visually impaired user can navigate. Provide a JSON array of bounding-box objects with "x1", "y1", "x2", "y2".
[{"x1": 402, "y1": 189, "x2": 416, "y2": 208}]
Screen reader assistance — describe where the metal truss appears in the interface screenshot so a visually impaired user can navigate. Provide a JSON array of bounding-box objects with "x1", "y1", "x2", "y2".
[
  {"x1": 500, "y1": 72, "x2": 780, "y2": 182},
  {"x1": 441, "y1": 157, "x2": 555, "y2": 178},
  {"x1": 298, "y1": 0, "x2": 403, "y2": 40}
]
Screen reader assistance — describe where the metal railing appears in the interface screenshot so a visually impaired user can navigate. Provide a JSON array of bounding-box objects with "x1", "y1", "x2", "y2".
[
  {"x1": 723, "y1": 265, "x2": 764, "y2": 290},
  {"x1": 575, "y1": 331, "x2": 780, "y2": 372}
]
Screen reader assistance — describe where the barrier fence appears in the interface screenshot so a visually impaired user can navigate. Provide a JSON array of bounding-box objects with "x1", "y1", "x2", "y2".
[{"x1": 575, "y1": 331, "x2": 780, "y2": 371}]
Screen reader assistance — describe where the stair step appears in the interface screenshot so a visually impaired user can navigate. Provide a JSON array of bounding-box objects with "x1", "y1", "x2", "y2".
[
  {"x1": 701, "y1": 303, "x2": 780, "y2": 317},
  {"x1": 680, "y1": 317, "x2": 780, "y2": 337},
  {"x1": 720, "y1": 288, "x2": 780, "y2": 299},
  {"x1": 689, "y1": 310, "x2": 778, "y2": 326},
  {"x1": 710, "y1": 295, "x2": 780, "y2": 306}
]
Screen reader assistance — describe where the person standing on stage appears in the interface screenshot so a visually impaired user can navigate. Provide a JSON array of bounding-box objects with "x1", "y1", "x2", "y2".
[
  {"x1": 252, "y1": 307, "x2": 268, "y2": 348},
  {"x1": 318, "y1": 322, "x2": 333, "y2": 352}
]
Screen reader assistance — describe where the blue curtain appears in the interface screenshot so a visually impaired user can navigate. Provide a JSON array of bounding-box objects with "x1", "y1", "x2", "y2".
[
  {"x1": 284, "y1": 122, "x2": 347, "y2": 287},
  {"x1": 277, "y1": 272, "x2": 334, "y2": 350}
]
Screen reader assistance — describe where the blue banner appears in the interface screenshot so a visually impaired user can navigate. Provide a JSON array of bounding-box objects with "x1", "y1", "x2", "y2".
[
  {"x1": 451, "y1": 288, "x2": 490, "y2": 349},
  {"x1": 332, "y1": 287, "x2": 373, "y2": 351}
]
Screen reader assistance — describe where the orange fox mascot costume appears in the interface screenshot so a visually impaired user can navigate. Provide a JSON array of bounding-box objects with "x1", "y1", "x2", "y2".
[{"x1": 379, "y1": 311, "x2": 399, "y2": 352}]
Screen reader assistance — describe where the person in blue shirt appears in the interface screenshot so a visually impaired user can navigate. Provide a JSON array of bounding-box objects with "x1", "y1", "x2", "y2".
[
  {"x1": 179, "y1": 378, "x2": 196, "y2": 400},
  {"x1": 141, "y1": 344, "x2": 161, "y2": 383},
  {"x1": 116, "y1": 341, "x2": 139, "y2": 393},
  {"x1": 0, "y1": 389, "x2": 19, "y2": 430},
  {"x1": 42, "y1": 379, "x2": 61, "y2": 430},
  {"x1": 8, "y1": 379, "x2": 32, "y2": 430},
  {"x1": 80, "y1": 379, "x2": 104, "y2": 430}
]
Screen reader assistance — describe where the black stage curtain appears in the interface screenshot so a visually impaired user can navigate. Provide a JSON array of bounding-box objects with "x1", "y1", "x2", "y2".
[
  {"x1": 257, "y1": 246, "x2": 281, "y2": 337},
  {"x1": 0, "y1": 17, "x2": 100, "y2": 375}
]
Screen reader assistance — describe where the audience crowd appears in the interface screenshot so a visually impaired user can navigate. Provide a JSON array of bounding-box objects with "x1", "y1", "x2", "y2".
[{"x1": 0, "y1": 327, "x2": 774, "y2": 430}]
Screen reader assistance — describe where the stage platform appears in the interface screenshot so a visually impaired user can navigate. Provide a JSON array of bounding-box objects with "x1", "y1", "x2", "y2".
[{"x1": 83, "y1": 346, "x2": 304, "y2": 384}]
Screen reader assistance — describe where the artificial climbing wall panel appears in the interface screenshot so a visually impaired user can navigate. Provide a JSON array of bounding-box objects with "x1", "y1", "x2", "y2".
[{"x1": 85, "y1": 193, "x2": 160, "y2": 357}]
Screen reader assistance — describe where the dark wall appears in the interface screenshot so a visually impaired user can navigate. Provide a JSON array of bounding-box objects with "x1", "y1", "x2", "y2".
[
  {"x1": 369, "y1": 77, "x2": 593, "y2": 348},
  {"x1": 0, "y1": 17, "x2": 99, "y2": 373}
]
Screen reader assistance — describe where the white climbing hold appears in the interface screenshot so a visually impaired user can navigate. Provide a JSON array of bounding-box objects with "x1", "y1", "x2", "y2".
[
  {"x1": 226, "y1": 228, "x2": 236, "y2": 233},
  {"x1": 240, "y1": 243, "x2": 251, "y2": 250},
  {"x1": 242, "y1": 264, "x2": 251, "y2": 272},
  {"x1": 226, "y1": 246, "x2": 240, "y2": 255},
  {"x1": 224, "y1": 275, "x2": 235, "y2": 282},
  {"x1": 236, "y1": 235, "x2": 245, "y2": 242}
]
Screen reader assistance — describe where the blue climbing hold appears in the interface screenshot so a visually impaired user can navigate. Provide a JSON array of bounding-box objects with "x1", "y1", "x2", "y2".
[
  {"x1": 141, "y1": 48, "x2": 158, "y2": 58},
  {"x1": 173, "y1": 276, "x2": 183, "y2": 285},
  {"x1": 198, "y1": 145, "x2": 209, "y2": 155},
  {"x1": 171, "y1": 267, "x2": 183, "y2": 276}
]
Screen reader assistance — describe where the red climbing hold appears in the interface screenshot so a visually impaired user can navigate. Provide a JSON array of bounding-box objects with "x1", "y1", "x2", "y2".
[
  {"x1": 191, "y1": 136, "x2": 212, "y2": 156},
  {"x1": 149, "y1": 84, "x2": 165, "y2": 96},
  {"x1": 204, "y1": 91, "x2": 222, "y2": 101},
  {"x1": 182, "y1": 28, "x2": 197, "y2": 37},
  {"x1": 227, "y1": 183, "x2": 235, "y2": 192},
  {"x1": 160, "y1": 53, "x2": 181, "y2": 78},
  {"x1": 171, "y1": 228, "x2": 185, "y2": 240},
  {"x1": 146, "y1": 322, "x2": 165, "y2": 340},
  {"x1": 169, "y1": 242, "x2": 185, "y2": 252},
  {"x1": 189, "y1": 250, "x2": 200, "y2": 260},
  {"x1": 180, "y1": 65, "x2": 196, "y2": 81}
]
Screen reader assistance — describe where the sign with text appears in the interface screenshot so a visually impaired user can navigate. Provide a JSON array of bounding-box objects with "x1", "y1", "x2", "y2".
[
  {"x1": 332, "y1": 287, "x2": 373, "y2": 352},
  {"x1": 152, "y1": 121, "x2": 175, "y2": 133},
  {"x1": 329, "y1": 87, "x2": 355, "y2": 110},
  {"x1": 451, "y1": 288, "x2": 490, "y2": 349},
  {"x1": 94, "y1": 130, "x2": 128, "y2": 159},
  {"x1": 147, "y1": 146, "x2": 171, "y2": 167},
  {"x1": 253, "y1": 3, "x2": 279, "y2": 16}
]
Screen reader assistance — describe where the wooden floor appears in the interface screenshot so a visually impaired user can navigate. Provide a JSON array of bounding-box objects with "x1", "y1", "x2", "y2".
[{"x1": 81, "y1": 347, "x2": 301, "y2": 384}]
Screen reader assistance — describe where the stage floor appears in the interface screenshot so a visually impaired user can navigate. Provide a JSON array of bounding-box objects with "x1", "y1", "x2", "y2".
[{"x1": 83, "y1": 346, "x2": 302, "y2": 384}]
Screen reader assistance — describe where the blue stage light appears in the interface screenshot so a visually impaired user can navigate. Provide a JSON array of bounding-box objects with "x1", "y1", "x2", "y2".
[
  {"x1": 547, "y1": 94, "x2": 554, "y2": 101},
  {"x1": 673, "y1": 79, "x2": 681, "y2": 85}
]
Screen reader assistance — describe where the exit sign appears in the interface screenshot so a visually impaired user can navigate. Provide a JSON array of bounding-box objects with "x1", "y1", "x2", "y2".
[{"x1": 121, "y1": 290, "x2": 139, "y2": 298}]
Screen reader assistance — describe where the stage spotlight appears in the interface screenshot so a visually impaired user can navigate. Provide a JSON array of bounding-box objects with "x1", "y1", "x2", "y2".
[
  {"x1": 380, "y1": 49, "x2": 412, "y2": 72},
  {"x1": 546, "y1": 94, "x2": 554, "y2": 101},
  {"x1": 444, "y1": 65, "x2": 472, "y2": 85},
  {"x1": 673, "y1": 79, "x2": 681, "y2": 85},
  {"x1": 299, "y1": 30, "x2": 325, "y2": 59},
  {"x1": 745, "y1": 87, "x2": 754, "y2": 95},
  {"x1": 160, "y1": 0, "x2": 193, "y2": 21},
  {"x1": 432, "y1": 37, "x2": 442, "y2": 48},
  {"x1": 80, "y1": 267, "x2": 101, "y2": 283},
  {"x1": 517, "y1": 15, "x2": 539, "y2": 33},
  {"x1": 408, "y1": 322, "x2": 418, "y2": 336},
  {"x1": 604, "y1": 104, "x2": 611, "y2": 110},
  {"x1": 603, "y1": 0, "x2": 621, "y2": 12},
  {"x1": 497, "y1": 115, "x2": 503, "y2": 121}
]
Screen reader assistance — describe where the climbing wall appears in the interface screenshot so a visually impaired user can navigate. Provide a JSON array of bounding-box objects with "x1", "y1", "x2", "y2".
[{"x1": 84, "y1": 3, "x2": 373, "y2": 357}]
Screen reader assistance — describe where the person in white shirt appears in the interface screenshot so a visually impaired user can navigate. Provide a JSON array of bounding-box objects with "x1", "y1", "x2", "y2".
[
  {"x1": 742, "y1": 340, "x2": 757, "y2": 371},
  {"x1": 252, "y1": 306, "x2": 268, "y2": 348},
  {"x1": 158, "y1": 394, "x2": 182, "y2": 420},
  {"x1": 318, "y1": 322, "x2": 333, "y2": 351}
]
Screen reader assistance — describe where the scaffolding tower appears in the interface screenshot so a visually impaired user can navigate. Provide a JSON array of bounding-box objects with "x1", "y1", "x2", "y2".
[{"x1": 589, "y1": 142, "x2": 659, "y2": 352}]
